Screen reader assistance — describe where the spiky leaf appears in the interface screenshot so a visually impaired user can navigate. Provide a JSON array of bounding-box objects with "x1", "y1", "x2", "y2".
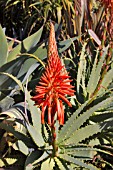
[
  {"x1": 87, "y1": 46, "x2": 108, "y2": 96},
  {"x1": 77, "y1": 42, "x2": 87, "y2": 94},
  {"x1": 0, "y1": 157, "x2": 17, "y2": 167},
  {"x1": 0, "y1": 122, "x2": 33, "y2": 148},
  {"x1": 27, "y1": 124, "x2": 44, "y2": 147},
  {"x1": 59, "y1": 154, "x2": 98, "y2": 170},
  {"x1": 41, "y1": 158, "x2": 55, "y2": 170},
  {"x1": 13, "y1": 140, "x2": 29, "y2": 155},
  {"x1": 8, "y1": 26, "x2": 43, "y2": 61},
  {"x1": 25, "y1": 150, "x2": 43, "y2": 170},
  {"x1": 54, "y1": 157, "x2": 66, "y2": 170},
  {"x1": 0, "y1": 72, "x2": 24, "y2": 91},
  {"x1": 0, "y1": 25, "x2": 8, "y2": 67},
  {"x1": 26, "y1": 91, "x2": 41, "y2": 129},
  {"x1": 58, "y1": 96, "x2": 113, "y2": 144},
  {"x1": 65, "y1": 146, "x2": 97, "y2": 159}
]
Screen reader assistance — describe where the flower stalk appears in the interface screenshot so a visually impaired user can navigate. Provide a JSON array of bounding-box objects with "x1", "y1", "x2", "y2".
[{"x1": 51, "y1": 124, "x2": 58, "y2": 157}]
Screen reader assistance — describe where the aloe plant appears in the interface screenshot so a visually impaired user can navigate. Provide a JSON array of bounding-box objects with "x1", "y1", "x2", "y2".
[
  {"x1": 0, "y1": 19, "x2": 113, "y2": 169},
  {"x1": 0, "y1": 1, "x2": 113, "y2": 168}
]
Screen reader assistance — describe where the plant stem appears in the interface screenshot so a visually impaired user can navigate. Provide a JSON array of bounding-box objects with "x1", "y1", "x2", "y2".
[{"x1": 51, "y1": 124, "x2": 58, "y2": 157}]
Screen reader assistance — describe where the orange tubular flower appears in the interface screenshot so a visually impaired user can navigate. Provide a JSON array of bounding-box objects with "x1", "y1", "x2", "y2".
[{"x1": 32, "y1": 23, "x2": 75, "y2": 125}]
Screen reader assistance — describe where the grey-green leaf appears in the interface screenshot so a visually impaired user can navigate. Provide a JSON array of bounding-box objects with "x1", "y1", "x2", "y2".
[
  {"x1": 54, "y1": 157, "x2": 66, "y2": 170},
  {"x1": 0, "y1": 25, "x2": 8, "y2": 66},
  {"x1": 58, "y1": 37, "x2": 78, "y2": 53},
  {"x1": 87, "y1": 46, "x2": 108, "y2": 96},
  {"x1": 41, "y1": 158, "x2": 55, "y2": 170},
  {"x1": 59, "y1": 154, "x2": 98, "y2": 170},
  {"x1": 25, "y1": 150, "x2": 43, "y2": 170},
  {"x1": 27, "y1": 124, "x2": 44, "y2": 147},
  {"x1": 8, "y1": 26, "x2": 43, "y2": 62},
  {"x1": 26, "y1": 91, "x2": 41, "y2": 129},
  {"x1": 58, "y1": 96, "x2": 113, "y2": 144},
  {"x1": 13, "y1": 140, "x2": 29, "y2": 155},
  {"x1": 77, "y1": 42, "x2": 87, "y2": 94},
  {"x1": 64, "y1": 124, "x2": 101, "y2": 145}
]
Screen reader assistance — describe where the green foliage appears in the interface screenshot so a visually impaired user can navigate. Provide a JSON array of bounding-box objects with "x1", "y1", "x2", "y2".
[
  {"x1": 0, "y1": 1, "x2": 113, "y2": 169},
  {"x1": 0, "y1": 0, "x2": 105, "y2": 42},
  {"x1": 0, "y1": 25, "x2": 8, "y2": 67},
  {"x1": 7, "y1": 25, "x2": 43, "y2": 62}
]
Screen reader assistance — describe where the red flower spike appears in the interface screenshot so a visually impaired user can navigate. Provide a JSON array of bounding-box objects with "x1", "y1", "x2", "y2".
[
  {"x1": 32, "y1": 22, "x2": 75, "y2": 125},
  {"x1": 100, "y1": 0, "x2": 113, "y2": 41},
  {"x1": 101, "y1": 0, "x2": 113, "y2": 8}
]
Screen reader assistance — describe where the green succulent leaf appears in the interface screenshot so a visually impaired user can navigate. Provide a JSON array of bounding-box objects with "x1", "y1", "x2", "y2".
[
  {"x1": 0, "y1": 72, "x2": 24, "y2": 91},
  {"x1": 0, "y1": 157, "x2": 17, "y2": 167},
  {"x1": 27, "y1": 124, "x2": 44, "y2": 147},
  {"x1": 42, "y1": 123, "x2": 51, "y2": 143},
  {"x1": 58, "y1": 100, "x2": 89, "y2": 143},
  {"x1": 77, "y1": 42, "x2": 87, "y2": 94},
  {"x1": 58, "y1": 154, "x2": 98, "y2": 170},
  {"x1": 58, "y1": 96, "x2": 113, "y2": 144},
  {"x1": 0, "y1": 106, "x2": 26, "y2": 132},
  {"x1": 97, "y1": 66, "x2": 113, "y2": 95},
  {"x1": 25, "y1": 150, "x2": 43, "y2": 170},
  {"x1": 32, "y1": 151, "x2": 49, "y2": 166},
  {"x1": 63, "y1": 124, "x2": 101, "y2": 145},
  {"x1": 0, "y1": 25, "x2": 8, "y2": 67},
  {"x1": 8, "y1": 25, "x2": 43, "y2": 61},
  {"x1": 87, "y1": 46, "x2": 108, "y2": 96},
  {"x1": 65, "y1": 146, "x2": 97, "y2": 159},
  {"x1": 58, "y1": 37, "x2": 78, "y2": 53},
  {"x1": 0, "y1": 122, "x2": 33, "y2": 148},
  {"x1": 0, "y1": 96, "x2": 14, "y2": 111},
  {"x1": 41, "y1": 158, "x2": 55, "y2": 170},
  {"x1": 29, "y1": 44, "x2": 47, "y2": 61},
  {"x1": 17, "y1": 58, "x2": 39, "y2": 80},
  {"x1": 54, "y1": 157, "x2": 66, "y2": 170},
  {"x1": 21, "y1": 62, "x2": 40, "y2": 83},
  {"x1": 26, "y1": 91, "x2": 41, "y2": 129},
  {"x1": 0, "y1": 57, "x2": 27, "y2": 100},
  {"x1": 13, "y1": 140, "x2": 29, "y2": 155}
]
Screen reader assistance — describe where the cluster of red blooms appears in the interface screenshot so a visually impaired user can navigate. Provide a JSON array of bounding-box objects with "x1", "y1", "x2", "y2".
[
  {"x1": 32, "y1": 23, "x2": 75, "y2": 126},
  {"x1": 101, "y1": 0, "x2": 113, "y2": 8},
  {"x1": 102, "y1": 0, "x2": 113, "y2": 41}
]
